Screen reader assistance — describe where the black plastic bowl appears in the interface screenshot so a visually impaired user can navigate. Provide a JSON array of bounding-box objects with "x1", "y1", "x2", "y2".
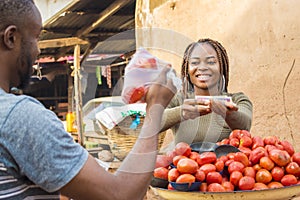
[
  {"x1": 190, "y1": 142, "x2": 218, "y2": 153},
  {"x1": 214, "y1": 144, "x2": 240, "y2": 158},
  {"x1": 150, "y1": 177, "x2": 169, "y2": 189},
  {"x1": 170, "y1": 181, "x2": 202, "y2": 191}
]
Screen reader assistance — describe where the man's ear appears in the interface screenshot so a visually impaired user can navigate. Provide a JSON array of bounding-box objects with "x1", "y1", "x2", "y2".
[{"x1": 3, "y1": 25, "x2": 18, "y2": 49}]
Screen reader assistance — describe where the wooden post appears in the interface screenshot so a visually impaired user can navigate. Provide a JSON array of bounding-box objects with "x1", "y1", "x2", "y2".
[{"x1": 74, "y1": 44, "x2": 84, "y2": 146}]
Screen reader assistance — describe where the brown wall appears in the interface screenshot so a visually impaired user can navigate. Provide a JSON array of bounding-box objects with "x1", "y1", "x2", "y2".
[{"x1": 135, "y1": 0, "x2": 300, "y2": 150}]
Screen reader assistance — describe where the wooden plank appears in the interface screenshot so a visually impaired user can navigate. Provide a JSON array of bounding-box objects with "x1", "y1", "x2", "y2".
[{"x1": 38, "y1": 37, "x2": 88, "y2": 49}]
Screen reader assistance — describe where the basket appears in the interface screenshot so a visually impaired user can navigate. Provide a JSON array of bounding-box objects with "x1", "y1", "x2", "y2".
[{"x1": 106, "y1": 115, "x2": 166, "y2": 161}]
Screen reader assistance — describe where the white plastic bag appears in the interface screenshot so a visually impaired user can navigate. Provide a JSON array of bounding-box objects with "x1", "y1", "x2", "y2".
[{"x1": 121, "y1": 48, "x2": 182, "y2": 104}]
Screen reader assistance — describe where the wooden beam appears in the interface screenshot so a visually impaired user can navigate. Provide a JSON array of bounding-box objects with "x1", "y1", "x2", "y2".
[
  {"x1": 38, "y1": 37, "x2": 88, "y2": 49},
  {"x1": 55, "y1": 0, "x2": 135, "y2": 59}
]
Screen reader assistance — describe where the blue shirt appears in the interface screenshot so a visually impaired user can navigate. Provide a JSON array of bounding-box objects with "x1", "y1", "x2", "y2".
[{"x1": 0, "y1": 88, "x2": 88, "y2": 199}]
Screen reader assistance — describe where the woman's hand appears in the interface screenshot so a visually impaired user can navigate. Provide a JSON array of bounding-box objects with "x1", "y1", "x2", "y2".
[
  {"x1": 210, "y1": 100, "x2": 238, "y2": 118},
  {"x1": 181, "y1": 99, "x2": 211, "y2": 120}
]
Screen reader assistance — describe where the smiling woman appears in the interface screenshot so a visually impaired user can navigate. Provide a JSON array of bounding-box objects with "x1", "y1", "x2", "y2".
[{"x1": 160, "y1": 38, "x2": 253, "y2": 148}]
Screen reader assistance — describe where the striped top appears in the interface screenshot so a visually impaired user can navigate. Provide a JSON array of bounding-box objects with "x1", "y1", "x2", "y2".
[{"x1": 161, "y1": 92, "x2": 253, "y2": 145}]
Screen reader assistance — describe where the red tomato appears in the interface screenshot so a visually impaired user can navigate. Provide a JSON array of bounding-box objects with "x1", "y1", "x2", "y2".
[
  {"x1": 292, "y1": 152, "x2": 300, "y2": 166},
  {"x1": 238, "y1": 176, "x2": 255, "y2": 190},
  {"x1": 265, "y1": 145, "x2": 277, "y2": 154},
  {"x1": 255, "y1": 169, "x2": 272, "y2": 184},
  {"x1": 214, "y1": 160, "x2": 225, "y2": 172},
  {"x1": 229, "y1": 138, "x2": 240, "y2": 147},
  {"x1": 155, "y1": 154, "x2": 171, "y2": 168},
  {"x1": 228, "y1": 161, "x2": 245, "y2": 174},
  {"x1": 153, "y1": 167, "x2": 169, "y2": 180},
  {"x1": 218, "y1": 155, "x2": 228, "y2": 163},
  {"x1": 168, "y1": 168, "x2": 180, "y2": 182},
  {"x1": 252, "y1": 182, "x2": 268, "y2": 190},
  {"x1": 239, "y1": 130, "x2": 252, "y2": 139},
  {"x1": 249, "y1": 147, "x2": 267, "y2": 165},
  {"x1": 176, "y1": 174, "x2": 196, "y2": 183},
  {"x1": 195, "y1": 169, "x2": 206, "y2": 182},
  {"x1": 271, "y1": 166, "x2": 285, "y2": 182},
  {"x1": 199, "y1": 164, "x2": 216, "y2": 175},
  {"x1": 206, "y1": 171, "x2": 222, "y2": 184},
  {"x1": 239, "y1": 136, "x2": 252, "y2": 148},
  {"x1": 177, "y1": 158, "x2": 198, "y2": 174},
  {"x1": 220, "y1": 138, "x2": 230, "y2": 145},
  {"x1": 172, "y1": 155, "x2": 187, "y2": 167},
  {"x1": 264, "y1": 136, "x2": 279, "y2": 145},
  {"x1": 230, "y1": 171, "x2": 243, "y2": 186},
  {"x1": 234, "y1": 152, "x2": 249, "y2": 167},
  {"x1": 229, "y1": 129, "x2": 241, "y2": 140},
  {"x1": 175, "y1": 142, "x2": 191, "y2": 157},
  {"x1": 128, "y1": 86, "x2": 145, "y2": 103},
  {"x1": 281, "y1": 174, "x2": 297, "y2": 186},
  {"x1": 200, "y1": 182, "x2": 208, "y2": 192},
  {"x1": 269, "y1": 149, "x2": 291, "y2": 167},
  {"x1": 197, "y1": 152, "x2": 217, "y2": 166},
  {"x1": 285, "y1": 162, "x2": 300, "y2": 176},
  {"x1": 259, "y1": 156, "x2": 275, "y2": 171},
  {"x1": 207, "y1": 183, "x2": 226, "y2": 192},
  {"x1": 268, "y1": 181, "x2": 283, "y2": 189},
  {"x1": 167, "y1": 183, "x2": 174, "y2": 190},
  {"x1": 243, "y1": 167, "x2": 256, "y2": 178},
  {"x1": 252, "y1": 136, "x2": 264, "y2": 149},
  {"x1": 222, "y1": 181, "x2": 234, "y2": 191},
  {"x1": 166, "y1": 150, "x2": 177, "y2": 163},
  {"x1": 238, "y1": 146, "x2": 252, "y2": 157},
  {"x1": 189, "y1": 151, "x2": 200, "y2": 161},
  {"x1": 225, "y1": 159, "x2": 234, "y2": 167},
  {"x1": 280, "y1": 140, "x2": 295, "y2": 156},
  {"x1": 253, "y1": 164, "x2": 262, "y2": 171}
]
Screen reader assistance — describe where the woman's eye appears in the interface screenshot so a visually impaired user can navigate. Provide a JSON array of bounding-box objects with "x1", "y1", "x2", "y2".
[
  {"x1": 190, "y1": 61, "x2": 200, "y2": 66},
  {"x1": 207, "y1": 61, "x2": 216, "y2": 65}
]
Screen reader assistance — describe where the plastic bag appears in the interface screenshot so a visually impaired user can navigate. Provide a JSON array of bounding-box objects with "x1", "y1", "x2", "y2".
[{"x1": 121, "y1": 48, "x2": 182, "y2": 104}]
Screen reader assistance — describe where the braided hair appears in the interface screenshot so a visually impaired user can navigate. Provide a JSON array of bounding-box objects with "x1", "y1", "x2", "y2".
[
  {"x1": 181, "y1": 38, "x2": 229, "y2": 97},
  {"x1": 0, "y1": 0, "x2": 35, "y2": 31}
]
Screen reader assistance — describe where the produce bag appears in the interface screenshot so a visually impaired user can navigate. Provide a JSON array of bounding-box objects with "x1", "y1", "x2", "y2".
[{"x1": 121, "y1": 48, "x2": 182, "y2": 104}]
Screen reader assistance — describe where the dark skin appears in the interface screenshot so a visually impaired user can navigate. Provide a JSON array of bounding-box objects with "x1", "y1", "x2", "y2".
[
  {"x1": 181, "y1": 43, "x2": 243, "y2": 130},
  {"x1": 0, "y1": 3, "x2": 176, "y2": 200}
]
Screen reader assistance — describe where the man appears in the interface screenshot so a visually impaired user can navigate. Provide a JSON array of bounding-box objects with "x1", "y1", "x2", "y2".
[{"x1": 0, "y1": 0, "x2": 176, "y2": 199}]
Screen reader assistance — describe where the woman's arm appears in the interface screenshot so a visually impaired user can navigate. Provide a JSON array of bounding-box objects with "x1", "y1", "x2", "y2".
[{"x1": 211, "y1": 92, "x2": 253, "y2": 131}]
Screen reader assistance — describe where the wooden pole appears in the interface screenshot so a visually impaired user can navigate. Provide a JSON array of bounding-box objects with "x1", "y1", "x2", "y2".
[{"x1": 74, "y1": 44, "x2": 84, "y2": 146}]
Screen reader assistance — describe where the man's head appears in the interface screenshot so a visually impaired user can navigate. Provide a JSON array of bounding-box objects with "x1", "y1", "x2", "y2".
[{"x1": 0, "y1": 0, "x2": 42, "y2": 92}]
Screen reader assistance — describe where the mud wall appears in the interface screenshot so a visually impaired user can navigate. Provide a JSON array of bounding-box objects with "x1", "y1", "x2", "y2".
[{"x1": 135, "y1": 0, "x2": 300, "y2": 149}]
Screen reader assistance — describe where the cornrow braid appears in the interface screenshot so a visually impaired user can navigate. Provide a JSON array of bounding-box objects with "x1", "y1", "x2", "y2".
[{"x1": 181, "y1": 38, "x2": 230, "y2": 97}]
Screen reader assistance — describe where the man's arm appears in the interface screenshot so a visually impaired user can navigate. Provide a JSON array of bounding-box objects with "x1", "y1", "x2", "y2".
[{"x1": 60, "y1": 67, "x2": 176, "y2": 200}]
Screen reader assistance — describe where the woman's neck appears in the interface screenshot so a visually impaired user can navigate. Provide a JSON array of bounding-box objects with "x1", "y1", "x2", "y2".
[{"x1": 194, "y1": 87, "x2": 220, "y2": 96}]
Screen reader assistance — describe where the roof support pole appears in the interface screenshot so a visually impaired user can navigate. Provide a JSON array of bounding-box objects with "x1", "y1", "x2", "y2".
[{"x1": 73, "y1": 44, "x2": 84, "y2": 146}]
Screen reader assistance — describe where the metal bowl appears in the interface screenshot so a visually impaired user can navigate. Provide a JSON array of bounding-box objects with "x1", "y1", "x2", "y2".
[{"x1": 150, "y1": 184, "x2": 300, "y2": 200}]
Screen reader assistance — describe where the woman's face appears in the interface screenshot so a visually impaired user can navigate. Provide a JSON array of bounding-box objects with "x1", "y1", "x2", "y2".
[{"x1": 188, "y1": 42, "x2": 221, "y2": 95}]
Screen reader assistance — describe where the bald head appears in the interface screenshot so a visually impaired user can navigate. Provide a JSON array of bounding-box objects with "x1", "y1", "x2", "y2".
[
  {"x1": 0, "y1": 0, "x2": 35, "y2": 31},
  {"x1": 0, "y1": 0, "x2": 42, "y2": 92}
]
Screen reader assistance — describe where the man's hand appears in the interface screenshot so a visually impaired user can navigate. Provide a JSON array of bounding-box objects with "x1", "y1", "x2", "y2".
[{"x1": 145, "y1": 67, "x2": 177, "y2": 109}]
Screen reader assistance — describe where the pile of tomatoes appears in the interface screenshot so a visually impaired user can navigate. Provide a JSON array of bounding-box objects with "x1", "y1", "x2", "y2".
[{"x1": 153, "y1": 129, "x2": 300, "y2": 192}]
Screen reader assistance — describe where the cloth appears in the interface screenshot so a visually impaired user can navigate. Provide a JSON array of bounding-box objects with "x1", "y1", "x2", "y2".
[
  {"x1": 160, "y1": 91, "x2": 253, "y2": 149},
  {"x1": 0, "y1": 88, "x2": 88, "y2": 199},
  {"x1": 95, "y1": 103, "x2": 146, "y2": 130}
]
